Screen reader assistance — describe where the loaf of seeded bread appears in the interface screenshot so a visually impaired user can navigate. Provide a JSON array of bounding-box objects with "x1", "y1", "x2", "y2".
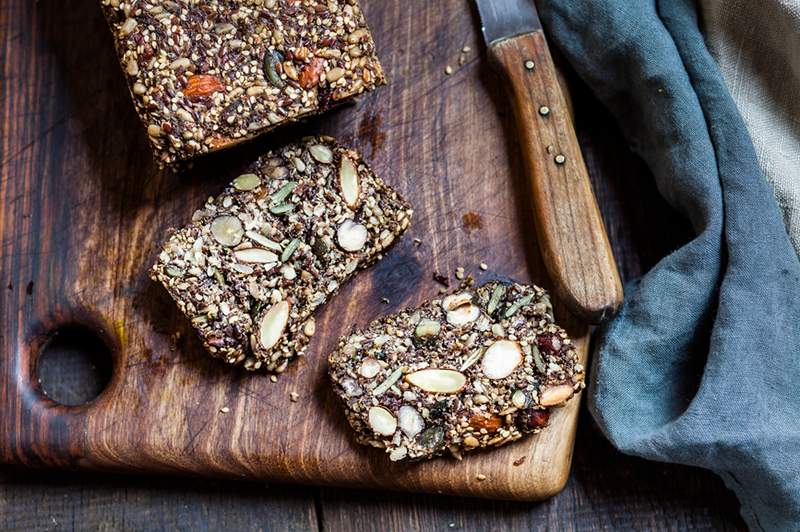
[{"x1": 100, "y1": 0, "x2": 386, "y2": 166}]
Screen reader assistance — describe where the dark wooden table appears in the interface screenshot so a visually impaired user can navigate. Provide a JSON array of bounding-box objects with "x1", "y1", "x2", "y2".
[{"x1": 0, "y1": 0, "x2": 746, "y2": 530}]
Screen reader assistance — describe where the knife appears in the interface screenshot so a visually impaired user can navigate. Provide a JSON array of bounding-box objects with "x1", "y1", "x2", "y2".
[{"x1": 475, "y1": 0, "x2": 623, "y2": 323}]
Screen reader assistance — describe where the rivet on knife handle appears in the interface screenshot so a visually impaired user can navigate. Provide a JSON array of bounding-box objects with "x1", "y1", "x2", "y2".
[{"x1": 489, "y1": 31, "x2": 623, "y2": 323}]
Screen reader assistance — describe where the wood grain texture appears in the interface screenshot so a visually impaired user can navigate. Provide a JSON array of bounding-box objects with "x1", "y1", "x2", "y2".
[
  {"x1": 0, "y1": 0, "x2": 748, "y2": 529},
  {"x1": 490, "y1": 32, "x2": 623, "y2": 323},
  {"x1": 1, "y1": 0, "x2": 592, "y2": 501}
]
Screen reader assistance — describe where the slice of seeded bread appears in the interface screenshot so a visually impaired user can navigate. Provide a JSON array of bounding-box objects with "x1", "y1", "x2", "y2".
[
  {"x1": 328, "y1": 280, "x2": 585, "y2": 461},
  {"x1": 150, "y1": 136, "x2": 412, "y2": 372}
]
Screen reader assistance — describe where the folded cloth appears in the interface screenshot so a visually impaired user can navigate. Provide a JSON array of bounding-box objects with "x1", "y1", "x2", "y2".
[
  {"x1": 536, "y1": 1, "x2": 800, "y2": 530},
  {"x1": 700, "y1": 0, "x2": 800, "y2": 256}
]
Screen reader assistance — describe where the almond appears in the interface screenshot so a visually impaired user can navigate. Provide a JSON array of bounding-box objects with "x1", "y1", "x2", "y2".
[
  {"x1": 257, "y1": 300, "x2": 289, "y2": 351},
  {"x1": 469, "y1": 413, "x2": 502, "y2": 433},
  {"x1": 339, "y1": 156, "x2": 360, "y2": 209},
  {"x1": 539, "y1": 384, "x2": 574, "y2": 406},
  {"x1": 358, "y1": 357, "x2": 382, "y2": 379},
  {"x1": 404, "y1": 368, "x2": 466, "y2": 394},
  {"x1": 368, "y1": 406, "x2": 397, "y2": 436},
  {"x1": 397, "y1": 405, "x2": 424, "y2": 438},
  {"x1": 337, "y1": 219, "x2": 368, "y2": 252},
  {"x1": 184, "y1": 74, "x2": 224, "y2": 101},
  {"x1": 446, "y1": 303, "x2": 479, "y2": 326},
  {"x1": 233, "y1": 248, "x2": 279, "y2": 264},
  {"x1": 481, "y1": 340, "x2": 522, "y2": 380},
  {"x1": 442, "y1": 292, "x2": 480, "y2": 326}
]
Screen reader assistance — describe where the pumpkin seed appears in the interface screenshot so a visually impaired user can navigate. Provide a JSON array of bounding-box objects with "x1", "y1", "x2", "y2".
[
  {"x1": 210, "y1": 215, "x2": 244, "y2": 247},
  {"x1": 281, "y1": 238, "x2": 300, "y2": 262},
  {"x1": 165, "y1": 265, "x2": 183, "y2": 277},
  {"x1": 232, "y1": 173, "x2": 261, "y2": 191},
  {"x1": 264, "y1": 50, "x2": 286, "y2": 88},
  {"x1": 504, "y1": 293, "x2": 534, "y2": 318},
  {"x1": 269, "y1": 203, "x2": 294, "y2": 215},
  {"x1": 209, "y1": 268, "x2": 224, "y2": 287},
  {"x1": 418, "y1": 425, "x2": 445, "y2": 450},
  {"x1": 487, "y1": 284, "x2": 506, "y2": 314},
  {"x1": 372, "y1": 367, "x2": 403, "y2": 396},
  {"x1": 269, "y1": 181, "x2": 297, "y2": 206}
]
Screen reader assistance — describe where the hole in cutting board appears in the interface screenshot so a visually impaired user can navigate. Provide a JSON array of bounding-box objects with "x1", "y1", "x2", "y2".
[{"x1": 36, "y1": 325, "x2": 113, "y2": 406}]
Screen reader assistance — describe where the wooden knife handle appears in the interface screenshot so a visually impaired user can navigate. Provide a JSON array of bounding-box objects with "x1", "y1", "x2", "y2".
[{"x1": 489, "y1": 31, "x2": 623, "y2": 323}]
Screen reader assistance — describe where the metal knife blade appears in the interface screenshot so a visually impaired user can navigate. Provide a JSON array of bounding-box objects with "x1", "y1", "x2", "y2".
[{"x1": 475, "y1": 0, "x2": 542, "y2": 46}]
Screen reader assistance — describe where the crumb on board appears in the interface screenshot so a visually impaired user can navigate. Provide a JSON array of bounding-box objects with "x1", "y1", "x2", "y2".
[
  {"x1": 513, "y1": 456, "x2": 527, "y2": 466},
  {"x1": 480, "y1": 262, "x2": 488, "y2": 271},
  {"x1": 476, "y1": 473, "x2": 487, "y2": 481},
  {"x1": 220, "y1": 406, "x2": 230, "y2": 413},
  {"x1": 455, "y1": 267, "x2": 465, "y2": 280},
  {"x1": 290, "y1": 392, "x2": 299, "y2": 402}
]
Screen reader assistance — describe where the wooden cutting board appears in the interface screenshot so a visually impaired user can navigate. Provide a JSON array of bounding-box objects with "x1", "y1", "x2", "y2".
[{"x1": 0, "y1": 0, "x2": 594, "y2": 500}]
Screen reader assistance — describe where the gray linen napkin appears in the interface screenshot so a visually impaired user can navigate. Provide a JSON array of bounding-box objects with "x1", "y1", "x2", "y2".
[{"x1": 536, "y1": 0, "x2": 800, "y2": 529}]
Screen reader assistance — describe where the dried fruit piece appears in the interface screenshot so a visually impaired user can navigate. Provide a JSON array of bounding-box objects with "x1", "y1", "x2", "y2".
[
  {"x1": 515, "y1": 408, "x2": 550, "y2": 430},
  {"x1": 211, "y1": 215, "x2": 244, "y2": 247},
  {"x1": 405, "y1": 369, "x2": 466, "y2": 394},
  {"x1": 339, "y1": 156, "x2": 360, "y2": 209},
  {"x1": 233, "y1": 248, "x2": 279, "y2": 264},
  {"x1": 337, "y1": 219, "x2": 368, "y2": 251},
  {"x1": 299, "y1": 57, "x2": 326, "y2": 89},
  {"x1": 184, "y1": 74, "x2": 225, "y2": 101},
  {"x1": 537, "y1": 333, "x2": 563, "y2": 353},
  {"x1": 368, "y1": 406, "x2": 397, "y2": 436},
  {"x1": 539, "y1": 384, "x2": 573, "y2": 406},
  {"x1": 398, "y1": 406, "x2": 424, "y2": 438},
  {"x1": 257, "y1": 300, "x2": 290, "y2": 351},
  {"x1": 233, "y1": 173, "x2": 261, "y2": 191},
  {"x1": 481, "y1": 340, "x2": 522, "y2": 379}
]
